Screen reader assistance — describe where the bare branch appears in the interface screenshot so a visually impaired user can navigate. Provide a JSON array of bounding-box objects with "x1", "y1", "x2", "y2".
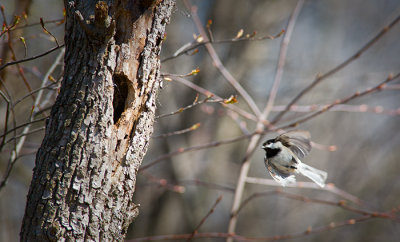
[
  {"x1": 271, "y1": 14, "x2": 400, "y2": 124},
  {"x1": 139, "y1": 131, "x2": 259, "y2": 172},
  {"x1": 162, "y1": 30, "x2": 284, "y2": 62},
  {"x1": 245, "y1": 177, "x2": 363, "y2": 205},
  {"x1": 227, "y1": 1, "x2": 305, "y2": 238},
  {"x1": 278, "y1": 72, "x2": 400, "y2": 130},
  {"x1": 187, "y1": 196, "x2": 223, "y2": 241},
  {"x1": 183, "y1": 0, "x2": 262, "y2": 117},
  {"x1": 152, "y1": 123, "x2": 201, "y2": 139},
  {"x1": 0, "y1": 44, "x2": 64, "y2": 71}
]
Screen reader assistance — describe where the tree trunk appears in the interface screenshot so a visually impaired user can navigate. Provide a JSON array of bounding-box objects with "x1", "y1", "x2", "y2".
[{"x1": 20, "y1": 0, "x2": 175, "y2": 240}]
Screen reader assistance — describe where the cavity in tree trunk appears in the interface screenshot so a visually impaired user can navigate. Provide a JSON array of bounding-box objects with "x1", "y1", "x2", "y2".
[{"x1": 20, "y1": 0, "x2": 175, "y2": 240}]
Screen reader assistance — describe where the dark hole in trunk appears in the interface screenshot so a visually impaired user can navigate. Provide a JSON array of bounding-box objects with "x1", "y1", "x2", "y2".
[{"x1": 113, "y1": 74, "x2": 129, "y2": 124}]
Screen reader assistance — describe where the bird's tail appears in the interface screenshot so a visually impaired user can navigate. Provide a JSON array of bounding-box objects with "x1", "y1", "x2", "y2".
[{"x1": 297, "y1": 162, "x2": 327, "y2": 187}]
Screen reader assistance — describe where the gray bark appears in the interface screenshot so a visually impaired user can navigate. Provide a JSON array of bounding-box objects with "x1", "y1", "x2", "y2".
[{"x1": 20, "y1": 0, "x2": 175, "y2": 241}]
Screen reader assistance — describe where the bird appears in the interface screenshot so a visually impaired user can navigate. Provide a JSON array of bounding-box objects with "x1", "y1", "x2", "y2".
[{"x1": 261, "y1": 130, "x2": 327, "y2": 187}]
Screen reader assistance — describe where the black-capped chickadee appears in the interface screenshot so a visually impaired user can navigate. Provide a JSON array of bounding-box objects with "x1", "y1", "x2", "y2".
[{"x1": 262, "y1": 130, "x2": 327, "y2": 187}]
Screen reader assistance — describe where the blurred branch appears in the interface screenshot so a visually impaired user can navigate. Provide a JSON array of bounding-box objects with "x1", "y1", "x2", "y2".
[
  {"x1": 234, "y1": 189, "x2": 397, "y2": 221},
  {"x1": 271, "y1": 104, "x2": 400, "y2": 116},
  {"x1": 128, "y1": 232, "x2": 245, "y2": 242},
  {"x1": 12, "y1": 18, "x2": 65, "y2": 31},
  {"x1": 179, "y1": 179, "x2": 235, "y2": 193},
  {"x1": 169, "y1": 75, "x2": 259, "y2": 123},
  {"x1": 156, "y1": 94, "x2": 218, "y2": 119},
  {"x1": 227, "y1": 1, "x2": 305, "y2": 239},
  {"x1": 14, "y1": 81, "x2": 58, "y2": 106},
  {"x1": 0, "y1": 9, "x2": 34, "y2": 98},
  {"x1": 139, "y1": 131, "x2": 259, "y2": 172},
  {"x1": 187, "y1": 195, "x2": 223, "y2": 241},
  {"x1": 152, "y1": 122, "x2": 201, "y2": 139},
  {"x1": 271, "y1": 13, "x2": 400, "y2": 124},
  {"x1": 245, "y1": 177, "x2": 363, "y2": 205},
  {"x1": 0, "y1": 49, "x2": 64, "y2": 192},
  {"x1": 0, "y1": 116, "x2": 47, "y2": 142},
  {"x1": 262, "y1": 0, "x2": 303, "y2": 120},
  {"x1": 0, "y1": 44, "x2": 64, "y2": 71},
  {"x1": 140, "y1": 171, "x2": 185, "y2": 193},
  {"x1": 128, "y1": 215, "x2": 382, "y2": 241},
  {"x1": 162, "y1": 30, "x2": 284, "y2": 62},
  {"x1": 278, "y1": 72, "x2": 400, "y2": 130},
  {"x1": 4, "y1": 127, "x2": 45, "y2": 146},
  {"x1": 184, "y1": 0, "x2": 262, "y2": 117}
]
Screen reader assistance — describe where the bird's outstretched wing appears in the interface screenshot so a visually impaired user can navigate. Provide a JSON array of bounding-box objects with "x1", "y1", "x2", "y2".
[
  {"x1": 278, "y1": 130, "x2": 311, "y2": 158},
  {"x1": 265, "y1": 160, "x2": 296, "y2": 187}
]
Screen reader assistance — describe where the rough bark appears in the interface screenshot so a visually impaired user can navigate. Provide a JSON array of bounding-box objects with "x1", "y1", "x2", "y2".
[{"x1": 20, "y1": 0, "x2": 175, "y2": 240}]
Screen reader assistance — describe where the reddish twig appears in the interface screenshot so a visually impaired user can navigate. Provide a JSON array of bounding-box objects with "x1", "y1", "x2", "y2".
[{"x1": 40, "y1": 17, "x2": 60, "y2": 47}]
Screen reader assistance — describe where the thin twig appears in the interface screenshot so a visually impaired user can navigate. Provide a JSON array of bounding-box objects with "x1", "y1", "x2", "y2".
[
  {"x1": 179, "y1": 179, "x2": 235, "y2": 193},
  {"x1": 127, "y1": 215, "x2": 381, "y2": 242},
  {"x1": 0, "y1": 49, "x2": 64, "y2": 192},
  {"x1": 234, "y1": 189, "x2": 396, "y2": 221},
  {"x1": 0, "y1": 90, "x2": 10, "y2": 150},
  {"x1": 245, "y1": 177, "x2": 363, "y2": 205},
  {"x1": 13, "y1": 81, "x2": 58, "y2": 106},
  {"x1": 4, "y1": 127, "x2": 45, "y2": 146},
  {"x1": 187, "y1": 196, "x2": 223, "y2": 241},
  {"x1": 140, "y1": 171, "x2": 185, "y2": 193},
  {"x1": 12, "y1": 18, "x2": 65, "y2": 31},
  {"x1": 162, "y1": 30, "x2": 284, "y2": 62},
  {"x1": 0, "y1": 116, "x2": 48, "y2": 141},
  {"x1": 139, "y1": 131, "x2": 259, "y2": 172},
  {"x1": 170, "y1": 75, "x2": 259, "y2": 122},
  {"x1": 183, "y1": 0, "x2": 262, "y2": 117},
  {"x1": 271, "y1": 104, "x2": 400, "y2": 116},
  {"x1": 152, "y1": 123, "x2": 201, "y2": 139},
  {"x1": 128, "y1": 232, "x2": 246, "y2": 242},
  {"x1": 278, "y1": 72, "x2": 400, "y2": 130},
  {"x1": 271, "y1": 13, "x2": 400, "y2": 124},
  {"x1": 156, "y1": 95, "x2": 218, "y2": 119},
  {"x1": 262, "y1": 0, "x2": 303, "y2": 120},
  {"x1": 0, "y1": 44, "x2": 64, "y2": 71}
]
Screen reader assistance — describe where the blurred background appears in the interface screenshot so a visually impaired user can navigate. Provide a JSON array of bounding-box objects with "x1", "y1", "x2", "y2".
[{"x1": 1, "y1": 0, "x2": 400, "y2": 241}]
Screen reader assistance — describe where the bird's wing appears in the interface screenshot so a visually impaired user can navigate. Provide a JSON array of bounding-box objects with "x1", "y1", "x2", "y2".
[
  {"x1": 266, "y1": 160, "x2": 296, "y2": 187},
  {"x1": 279, "y1": 130, "x2": 312, "y2": 158}
]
